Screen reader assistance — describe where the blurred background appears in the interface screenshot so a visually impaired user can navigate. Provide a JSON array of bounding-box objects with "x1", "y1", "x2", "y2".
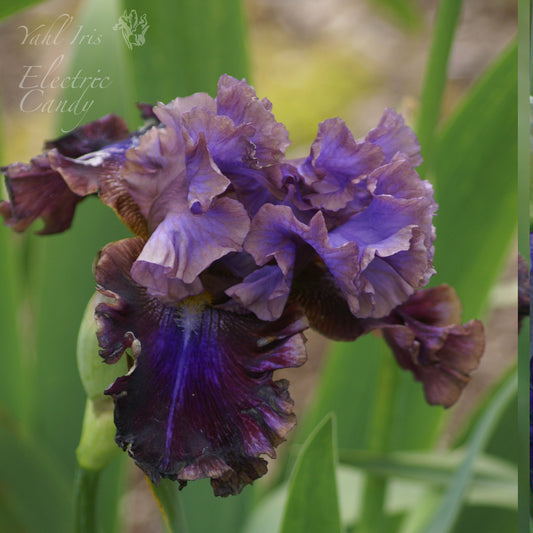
[{"x1": 0, "y1": 0, "x2": 518, "y2": 531}]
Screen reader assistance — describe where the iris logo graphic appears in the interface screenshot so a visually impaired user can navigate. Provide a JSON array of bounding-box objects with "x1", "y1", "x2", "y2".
[{"x1": 113, "y1": 9, "x2": 149, "y2": 50}]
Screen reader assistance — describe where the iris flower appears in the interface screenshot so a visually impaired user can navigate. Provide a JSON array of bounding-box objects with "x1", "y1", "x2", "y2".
[{"x1": 1, "y1": 75, "x2": 484, "y2": 496}]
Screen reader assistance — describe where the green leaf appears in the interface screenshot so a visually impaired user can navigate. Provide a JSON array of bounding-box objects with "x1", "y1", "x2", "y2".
[
  {"x1": 416, "y1": 0, "x2": 463, "y2": 173},
  {"x1": 294, "y1": 335, "x2": 444, "y2": 461},
  {"x1": 280, "y1": 414, "x2": 341, "y2": 533},
  {"x1": 0, "y1": 229, "x2": 23, "y2": 419},
  {"x1": 518, "y1": 322, "x2": 530, "y2": 530},
  {"x1": 244, "y1": 459, "x2": 514, "y2": 533},
  {"x1": 0, "y1": 111, "x2": 28, "y2": 425},
  {"x1": 178, "y1": 479, "x2": 253, "y2": 533},
  {"x1": 0, "y1": 405, "x2": 73, "y2": 533},
  {"x1": 56, "y1": 0, "x2": 138, "y2": 131},
  {"x1": 418, "y1": 370, "x2": 517, "y2": 533},
  {"x1": 149, "y1": 479, "x2": 189, "y2": 533},
  {"x1": 448, "y1": 507, "x2": 517, "y2": 533},
  {"x1": 430, "y1": 40, "x2": 518, "y2": 320},
  {"x1": 0, "y1": 0, "x2": 46, "y2": 20},
  {"x1": 338, "y1": 449, "x2": 516, "y2": 494},
  {"x1": 123, "y1": 0, "x2": 249, "y2": 101},
  {"x1": 366, "y1": 0, "x2": 423, "y2": 31},
  {"x1": 437, "y1": 365, "x2": 519, "y2": 533}
]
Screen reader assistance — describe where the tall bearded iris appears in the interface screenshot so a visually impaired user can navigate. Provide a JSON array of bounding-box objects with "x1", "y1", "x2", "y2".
[{"x1": 1, "y1": 75, "x2": 484, "y2": 496}]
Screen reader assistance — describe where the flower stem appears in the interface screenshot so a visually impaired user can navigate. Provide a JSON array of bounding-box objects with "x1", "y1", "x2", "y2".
[
  {"x1": 148, "y1": 478, "x2": 189, "y2": 533},
  {"x1": 74, "y1": 466, "x2": 100, "y2": 533},
  {"x1": 356, "y1": 344, "x2": 399, "y2": 533},
  {"x1": 416, "y1": 0, "x2": 463, "y2": 175}
]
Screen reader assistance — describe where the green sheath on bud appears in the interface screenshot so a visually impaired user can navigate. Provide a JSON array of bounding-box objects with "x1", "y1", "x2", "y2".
[
  {"x1": 76, "y1": 293, "x2": 128, "y2": 471},
  {"x1": 76, "y1": 398, "x2": 119, "y2": 471}
]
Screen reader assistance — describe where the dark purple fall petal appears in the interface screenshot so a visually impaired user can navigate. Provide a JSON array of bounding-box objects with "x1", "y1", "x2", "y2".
[{"x1": 94, "y1": 238, "x2": 307, "y2": 496}]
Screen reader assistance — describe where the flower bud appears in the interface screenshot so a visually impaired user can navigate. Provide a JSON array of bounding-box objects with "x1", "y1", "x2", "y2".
[
  {"x1": 77, "y1": 293, "x2": 127, "y2": 400},
  {"x1": 76, "y1": 293, "x2": 127, "y2": 470}
]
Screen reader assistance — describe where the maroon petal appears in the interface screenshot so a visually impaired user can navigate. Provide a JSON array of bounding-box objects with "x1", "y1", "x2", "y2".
[
  {"x1": 384, "y1": 285, "x2": 485, "y2": 407},
  {"x1": 293, "y1": 278, "x2": 484, "y2": 408},
  {"x1": 94, "y1": 238, "x2": 307, "y2": 496},
  {"x1": 1, "y1": 154, "x2": 83, "y2": 234},
  {"x1": 44, "y1": 114, "x2": 129, "y2": 158},
  {"x1": 49, "y1": 138, "x2": 150, "y2": 238},
  {"x1": 1, "y1": 114, "x2": 131, "y2": 235}
]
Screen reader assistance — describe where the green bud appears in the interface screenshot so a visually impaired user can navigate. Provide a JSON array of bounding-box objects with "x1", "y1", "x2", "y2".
[
  {"x1": 77, "y1": 293, "x2": 127, "y2": 400},
  {"x1": 76, "y1": 294, "x2": 128, "y2": 470}
]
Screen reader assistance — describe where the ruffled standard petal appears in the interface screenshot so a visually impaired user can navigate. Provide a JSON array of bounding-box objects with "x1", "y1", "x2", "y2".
[
  {"x1": 225, "y1": 264, "x2": 292, "y2": 321},
  {"x1": 299, "y1": 117, "x2": 385, "y2": 212},
  {"x1": 131, "y1": 196, "x2": 250, "y2": 301},
  {"x1": 128, "y1": 135, "x2": 250, "y2": 301},
  {"x1": 216, "y1": 75, "x2": 290, "y2": 166},
  {"x1": 365, "y1": 108, "x2": 422, "y2": 167},
  {"x1": 245, "y1": 157, "x2": 435, "y2": 320},
  {"x1": 119, "y1": 124, "x2": 185, "y2": 222},
  {"x1": 328, "y1": 156, "x2": 436, "y2": 317},
  {"x1": 1, "y1": 114, "x2": 130, "y2": 234},
  {"x1": 333, "y1": 200, "x2": 434, "y2": 317},
  {"x1": 94, "y1": 238, "x2": 307, "y2": 496},
  {"x1": 180, "y1": 107, "x2": 257, "y2": 173},
  {"x1": 154, "y1": 91, "x2": 217, "y2": 130},
  {"x1": 242, "y1": 203, "x2": 361, "y2": 320}
]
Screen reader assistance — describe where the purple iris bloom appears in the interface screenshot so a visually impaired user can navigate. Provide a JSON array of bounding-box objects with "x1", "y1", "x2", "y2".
[{"x1": 1, "y1": 75, "x2": 484, "y2": 495}]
